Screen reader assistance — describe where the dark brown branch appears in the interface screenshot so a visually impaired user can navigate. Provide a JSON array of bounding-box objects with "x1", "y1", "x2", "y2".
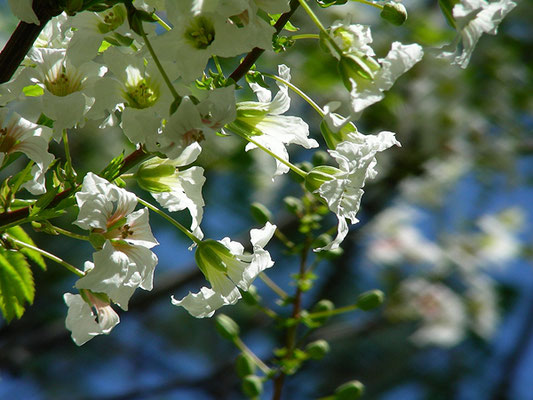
[
  {"x1": 0, "y1": 0, "x2": 62, "y2": 83},
  {"x1": 229, "y1": 0, "x2": 300, "y2": 83}
]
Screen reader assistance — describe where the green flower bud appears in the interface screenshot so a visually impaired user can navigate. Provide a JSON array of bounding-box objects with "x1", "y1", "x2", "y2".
[
  {"x1": 305, "y1": 339, "x2": 330, "y2": 359},
  {"x1": 311, "y1": 299, "x2": 335, "y2": 325},
  {"x1": 312, "y1": 150, "x2": 330, "y2": 166},
  {"x1": 236, "y1": 353, "x2": 256, "y2": 378},
  {"x1": 242, "y1": 375, "x2": 263, "y2": 398},
  {"x1": 284, "y1": 196, "x2": 304, "y2": 215},
  {"x1": 356, "y1": 290, "x2": 385, "y2": 311},
  {"x1": 320, "y1": 117, "x2": 358, "y2": 150},
  {"x1": 215, "y1": 314, "x2": 240, "y2": 341},
  {"x1": 195, "y1": 239, "x2": 234, "y2": 277},
  {"x1": 334, "y1": 380, "x2": 365, "y2": 400},
  {"x1": 305, "y1": 166, "x2": 342, "y2": 193},
  {"x1": 240, "y1": 285, "x2": 261, "y2": 306},
  {"x1": 380, "y1": 2, "x2": 408, "y2": 26},
  {"x1": 89, "y1": 232, "x2": 106, "y2": 250},
  {"x1": 250, "y1": 202, "x2": 272, "y2": 225},
  {"x1": 338, "y1": 53, "x2": 381, "y2": 90},
  {"x1": 136, "y1": 159, "x2": 176, "y2": 193}
]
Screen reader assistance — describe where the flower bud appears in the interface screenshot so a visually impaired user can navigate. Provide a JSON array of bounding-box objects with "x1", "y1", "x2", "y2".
[
  {"x1": 320, "y1": 117, "x2": 357, "y2": 150},
  {"x1": 305, "y1": 166, "x2": 342, "y2": 193},
  {"x1": 236, "y1": 353, "x2": 256, "y2": 378},
  {"x1": 215, "y1": 314, "x2": 240, "y2": 341},
  {"x1": 240, "y1": 285, "x2": 261, "y2": 306},
  {"x1": 195, "y1": 240, "x2": 234, "y2": 277},
  {"x1": 334, "y1": 380, "x2": 365, "y2": 400},
  {"x1": 242, "y1": 375, "x2": 263, "y2": 398},
  {"x1": 338, "y1": 54, "x2": 381, "y2": 90},
  {"x1": 380, "y1": 2, "x2": 408, "y2": 26},
  {"x1": 311, "y1": 299, "x2": 335, "y2": 325},
  {"x1": 284, "y1": 196, "x2": 304, "y2": 215},
  {"x1": 135, "y1": 159, "x2": 176, "y2": 192},
  {"x1": 305, "y1": 339, "x2": 330, "y2": 359},
  {"x1": 356, "y1": 290, "x2": 385, "y2": 311},
  {"x1": 250, "y1": 202, "x2": 272, "y2": 225},
  {"x1": 312, "y1": 150, "x2": 330, "y2": 166}
]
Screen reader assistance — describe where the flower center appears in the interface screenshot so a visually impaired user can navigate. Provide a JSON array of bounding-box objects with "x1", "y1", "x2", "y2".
[
  {"x1": 97, "y1": 5, "x2": 127, "y2": 33},
  {"x1": 183, "y1": 129, "x2": 205, "y2": 146},
  {"x1": 120, "y1": 224, "x2": 134, "y2": 239},
  {"x1": 184, "y1": 16, "x2": 215, "y2": 50},
  {"x1": 123, "y1": 78, "x2": 160, "y2": 109},
  {"x1": 0, "y1": 127, "x2": 16, "y2": 153},
  {"x1": 44, "y1": 63, "x2": 84, "y2": 97}
]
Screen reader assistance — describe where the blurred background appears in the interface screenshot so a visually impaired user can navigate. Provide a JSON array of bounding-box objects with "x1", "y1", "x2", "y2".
[{"x1": 0, "y1": 0, "x2": 532, "y2": 399}]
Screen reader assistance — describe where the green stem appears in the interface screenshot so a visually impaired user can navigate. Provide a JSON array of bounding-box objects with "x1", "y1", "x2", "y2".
[
  {"x1": 306, "y1": 304, "x2": 358, "y2": 319},
  {"x1": 6, "y1": 234, "x2": 84, "y2": 277},
  {"x1": 62, "y1": 129, "x2": 76, "y2": 180},
  {"x1": 274, "y1": 229, "x2": 295, "y2": 249},
  {"x1": 289, "y1": 33, "x2": 320, "y2": 40},
  {"x1": 140, "y1": 29, "x2": 181, "y2": 103},
  {"x1": 49, "y1": 225, "x2": 90, "y2": 241},
  {"x1": 232, "y1": 131, "x2": 307, "y2": 178},
  {"x1": 212, "y1": 55, "x2": 224, "y2": 76},
  {"x1": 263, "y1": 72, "x2": 324, "y2": 118},
  {"x1": 234, "y1": 337, "x2": 272, "y2": 375},
  {"x1": 137, "y1": 197, "x2": 201, "y2": 245},
  {"x1": 120, "y1": 173, "x2": 135, "y2": 180},
  {"x1": 153, "y1": 13, "x2": 172, "y2": 31},
  {"x1": 259, "y1": 272, "x2": 289, "y2": 300},
  {"x1": 297, "y1": 0, "x2": 344, "y2": 56}
]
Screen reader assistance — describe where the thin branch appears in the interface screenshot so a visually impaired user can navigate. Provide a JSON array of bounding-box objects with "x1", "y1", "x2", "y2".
[{"x1": 0, "y1": 0, "x2": 62, "y2": 83}]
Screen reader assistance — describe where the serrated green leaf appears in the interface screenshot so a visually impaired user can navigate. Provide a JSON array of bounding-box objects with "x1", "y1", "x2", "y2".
[
  {"x1": 0, "y1": 248, "x2": 35, "y2": 323},
  {"x1": 100, "y1": 152, "x2": 125, "y2": 181},
  {"x1": 7, "y1": 226, "x2": 46, "y2": 270}
]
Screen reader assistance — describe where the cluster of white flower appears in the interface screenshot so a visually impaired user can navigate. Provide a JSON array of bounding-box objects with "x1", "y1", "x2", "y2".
[{"x1": 0, "y1": 0, "x2": 516, "y2": 345}]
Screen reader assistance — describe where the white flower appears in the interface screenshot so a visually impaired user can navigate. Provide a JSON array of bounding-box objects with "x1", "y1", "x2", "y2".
[
  {"x1": 74, "y1": 173, "x2": 158, "y2": 310},
  {"x1": 390, "y1": 278, "x2": 467, "y2": 347},
  {"x1": 64, "y1": 4, "x2": 134, "y2": 65},
  {"x1": 328, "y1": 20, "x2": 423, "y2": 114},
  {"x1": 8, "y1": 0, "x2": 39, "y2": 25},
  {"x1": 367, "y1": 205, "x2": 443, "y2": 266},
  {"x1": 0, "y1": 109, "x2": 53, "y2": 195},
  {"x1": 348, "y1": 42, "x2": 423, "y2": 114},
  {"x1": 439, "y1": 0, "x2": 516, "y2": 68},
  {"x1": 1, "y1": 48, "x2": 106, "y2": 139},
  {"x1": 64, "y1": 292, "x2": 120, "y2": 346},
  {"x1": 172, "y1": 222, "x2": 276, "y2": 318},
  {"x1": 309, "y1": 131, "x2": 400, "y2": 251},
  {"x1": 464, "y1": 275, "x2": 499, "y2": 339},
  {"x1": 136, "y1": 143, "x2": 206, "y2": 240},
  {"x1": 153, "y1": 0, "x2": 275, "y2": 81},
  {"x1": 226, "y1": 65, "x2": 318, "y2": 177}
]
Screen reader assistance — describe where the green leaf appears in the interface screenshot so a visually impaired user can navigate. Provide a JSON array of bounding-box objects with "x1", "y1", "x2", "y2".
[
  {"x1": 270, "y1": 13, "x2": 299, "y2": 31},
  {"x1": 7, "y1": 226, "x2": 46, "y2": 270},
  {"x1": 0, "y1": 248, "x2": 35, "y2": 323},
  {"x1": 22, "y1": 84, "x2": 44, "y2": 97},
  {"x1": 100, "y1": 152, "x2": 125, "y2": 181}
]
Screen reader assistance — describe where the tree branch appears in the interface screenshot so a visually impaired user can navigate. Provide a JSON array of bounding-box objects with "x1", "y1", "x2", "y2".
[{"x1": 0, "y1": 0, "x2": 62, "y2": 83}]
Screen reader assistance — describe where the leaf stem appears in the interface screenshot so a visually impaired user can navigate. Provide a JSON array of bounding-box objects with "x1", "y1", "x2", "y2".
[
  {"x1": 49, "y1": 225, "x2": 90, "y2": 242},
  {"x1": 136, "y1": 197, "x2": 201, "y2": 245},
  {"x1": 351, "y1": 0, "x2": 383, "y2": 10},
  {"x1": 297, "y1": 0, "x2": 344, "y2": 57},
  {"x1": 6, "y1": 234, "x2": 84, "y2": 277},
  {"x1": 289, "y1": 33, "x2": 320, "y2": 40},
  {"x1": 140, "y1": 29, "x2": 181, "y2": 103},
  {"x1": 306, "y1": 304, "x2": 358, "y2": 319},
  {"x1": 232, "y1": 131, "x2": 307, "y2": 178},
  {"x1": 234, "y1": 337, "x2": 272, "y2": 375},
  {"x1": 263, "y1": 72, "x2": 324, "y2": 118},
  {"x1": 153, "y1": 13, "x2": 172, "y2": 31},
  {"x1": 259, "y1": 273, "x2": 289, "y2": 300}
]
